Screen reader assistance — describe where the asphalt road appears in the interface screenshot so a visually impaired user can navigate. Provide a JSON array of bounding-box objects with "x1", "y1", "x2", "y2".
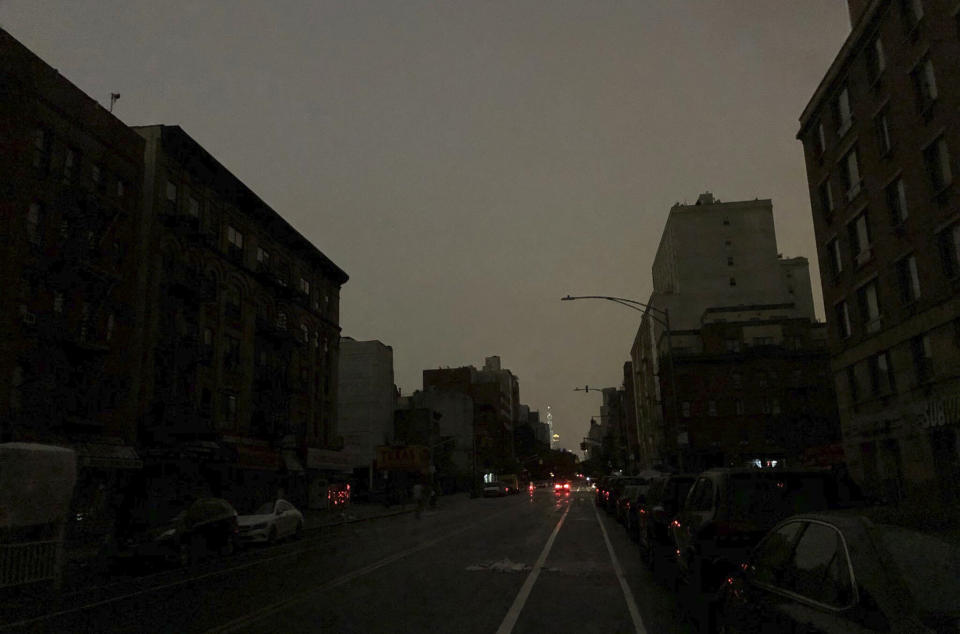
[{"x1": 1, "y1": 489, "x2": 694, "y2": 634}]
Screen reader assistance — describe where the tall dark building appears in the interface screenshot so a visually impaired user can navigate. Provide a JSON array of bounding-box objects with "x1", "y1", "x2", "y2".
[
  {"x1": 133, "y1": 125, "x2": 348, "y2": 511},
  {"x1": 797, "y1": 0, "x2": 960, "y2": 502},
  {"x1": 0, "y1": 28, "x2": 146, "y2": 539}
]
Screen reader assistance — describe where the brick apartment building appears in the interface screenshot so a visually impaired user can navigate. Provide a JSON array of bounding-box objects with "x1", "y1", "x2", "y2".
[
  {"x1": 660, "y1": 305, "x2": 840, "y2": 472},
  {"x1": 0, "y1": 28, "x2": 146, "y2": 539},
  {"x1": 797, "y1": 0, "x2": 960, "y2": 502},
  {"x1": 133, "y1": 125, "x2": 348, "y2": 512}
]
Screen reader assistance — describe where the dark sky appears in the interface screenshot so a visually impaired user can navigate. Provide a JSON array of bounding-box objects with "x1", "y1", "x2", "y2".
[{"x1": 1, "y1": 1, "x2": 851, "y2": 453}]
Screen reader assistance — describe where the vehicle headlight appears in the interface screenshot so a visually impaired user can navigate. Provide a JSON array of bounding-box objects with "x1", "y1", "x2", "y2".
[{"x1": 159, "y1": 528, "x2": 176, "y2": 539}]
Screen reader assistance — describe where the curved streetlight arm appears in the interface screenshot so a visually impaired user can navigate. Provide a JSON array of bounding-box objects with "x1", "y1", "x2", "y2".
[{"x1": 561, "y1": 295, "x2": 668, "y2": 327}]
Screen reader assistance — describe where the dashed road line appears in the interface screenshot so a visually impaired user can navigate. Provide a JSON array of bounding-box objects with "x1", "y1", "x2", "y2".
[{"x1": 495, "y1": 501, "x2": 571, "y2": 634}]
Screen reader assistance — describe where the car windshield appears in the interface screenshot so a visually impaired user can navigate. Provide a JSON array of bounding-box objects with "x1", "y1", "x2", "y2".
[
  {"x1": 254, "y1": 502, "x2": 275, "y2": 515},
  {"x1": 727, "y1": 474, "x2": 831, "y2": 522},
  {"x1": 877, "y1": 526, "x2": 960, "y2": 616}
]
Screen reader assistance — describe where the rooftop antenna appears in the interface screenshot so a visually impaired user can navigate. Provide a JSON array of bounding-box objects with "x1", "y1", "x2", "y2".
[{"x1": 109, "y1": 92, "x2": 120, "y2": 113}]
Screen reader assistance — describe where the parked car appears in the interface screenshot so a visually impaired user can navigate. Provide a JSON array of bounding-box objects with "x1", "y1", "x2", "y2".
[
  {"x1": 637, "y1": 473, "x2": 695, "y2": 583},
  {"x1": 237, "y1": 499, "x2": 304, "y2": 544},
  {"x1": 483, "y1": 481, "x2": 509, "y2": 497},
  {"x1": 116, "y1": 497, "x2": 239, "y2": 568},
  {"x1": 596, "y1": 476, "x2": 615, "y2": 507},
  {"x1": 616, "y1": 484, "x2": 644, "y2": 525},
  {"x1": 671, "y1": 469, "x2": 842, "y2": 632},
  {"x1": 606, "y1": 473, "x2": 658, "y2": 514},
  {"x1": 719, "y1": 513, "x2": 960, "y2": 633}
]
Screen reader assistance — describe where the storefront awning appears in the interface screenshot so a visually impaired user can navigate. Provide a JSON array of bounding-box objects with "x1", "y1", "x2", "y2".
[
  {"x1": 75, "y1": 443, "x2": 142, "y2": 470},
  {"x1": 306, "y1": 448, "x2": 355, "y2": 473}
]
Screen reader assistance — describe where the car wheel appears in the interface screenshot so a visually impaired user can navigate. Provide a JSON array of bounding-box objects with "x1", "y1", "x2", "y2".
[
  {"x1": 294, "y1": 521, "x2": 303, "y2": 540},
  {"x1": 220, "y1": 535, "x2": 236, "y2": 557},
  {"x1": 179, "y1": 535, "x2": 203, "y2": 567}
]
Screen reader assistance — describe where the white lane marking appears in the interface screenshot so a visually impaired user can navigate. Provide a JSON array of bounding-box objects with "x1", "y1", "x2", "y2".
[
  {"x1": 594, "y1": 505, "x2": 648, "y2": 634},
  {"x1": 495, "y1": 502, "x2": 571, "y2": 634}
]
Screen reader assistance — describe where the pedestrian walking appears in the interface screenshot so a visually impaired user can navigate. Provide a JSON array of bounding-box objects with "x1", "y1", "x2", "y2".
[{"x1": 413, "y1": 481, "x2": 425, "y2": 519}]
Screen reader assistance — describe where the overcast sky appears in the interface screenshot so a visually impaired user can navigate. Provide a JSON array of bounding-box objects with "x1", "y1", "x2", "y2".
[{"x1": 1, "y1": 1, "x2": 851, "y2": 454}]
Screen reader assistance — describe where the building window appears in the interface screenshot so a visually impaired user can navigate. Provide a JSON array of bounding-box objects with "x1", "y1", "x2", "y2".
[
  {"x1": 723, "y1": 218, "x2": 730, "y2": 226},
  {"x1": 223, "y1": 336, "x2": 241, "y2": 372},
  {"x1": 681, "y1": 401, "x2": 691, "y2": 418},
  {"x1": 26, "y1": 202, "x2": 43, "y2": 246},
  {"x1": 848, "y1": 212, "x2": 871, "y2": 265},
  {"x1": 847, "y1": 365, "x2": 860, "y2": 402},
  {"x1": 761, "y1": 399, "x2": 772, "y2": 414},
  {"x1": 301, "y1": 323, "x2": 309, "y2": 343},
  {"x1": 729, "y1": 277, "x2": 737, "y2": 287},
  {"x1": 708, "y1": 401, "x2": 717, "y2": 417},
  {"x1": 866, "y1": 36, "x2": 885, "y2": 82},
  {"x1": 105, "y1": 313, "x2": 115, "y2": 342},
  {"x1": 735, "y1": 400, "x2": 744, "y2": 415},
  {"x1": 772, "y1": 399, "x2": 780, "y2": 415},
  {"x1": 225, "y1": 287, "x2": 241, "y2": 321},
  {"x1": 875, "y1": 110, "x2": 892, "y2": 156},
  {"x1": 33, "y1": 128, "x2": 51, "y2": 172},
  {"x1": 856, "y1": 280, "x2": 882, "y2": 332},
  {"x1": 886, "y1": 178, "x2": 908, "y2": 225},
  {"x1": 299, "y1": 277, "x2": 310, "y2": 295},
  {"x1": 733, "y1": 373, "x2": 742, "y2": 388},
  {"x1": 256, "y1": 247, "x2": 270, "y2": 270},
  {"x1": 835, "y1": 301, "x2": 852, "y2": 339},
  {"x1": 53, "y1": 291, "x2": 64, "y2": 314},
  {"x1": 869, "y1": 351, "x2": 895, "y2": 395},
  {"x1": 827, "y1": 237, "x2": 843, "y2": 278},
  {"x1": 727, "y1": 256, "x2": 734, "y2": 266},
  {"x1": 188, "y1": 196, "x2": 200, "y2": 217},
  {"x1": 165, "y1": 180, "x2": 177, "y2": 203},
  {"x1": 842, "y1": 147, "x2": 861, "y2": 200},
  {"x1": 63, "y1": 148, "x2": 76, "y2": 182},
  {"x1": 276, "y1": 311, "x2": 287, "y2": 329},
  {"x1": 224, "y1": 394, "x2": 238, "y2": 425},
  {"x1": 938, "y1": 223, "x2": 960, "y2": 278},
  {"x1": 91, "y1": 164, "x2": 102, "y2": 189},
  {"x1": 116, "y1": 180, "x2": 125, "y2": 198},
  {"x1": 911, "y1": 334, "x2": 933, "y2": 383},
  {"x1": 202, "y1": 328, "x2": 214, "y2": 364},
  {"x1": 725, "y1": 339, "x2": 741, "y2": 353},
  {"x1": 924, "y1": 137, "x2": 952, "y2": 193},
  {"x1": 896, "y1": 255, "x2": 921, "y2": 304},
  {"x1": 226, "y1": 225, "x2": 244, "y2": 261},
  {"x1": 912, "y1": 57, "x2": 938, "y2": 113},
  {"x1": 818, "y1": 178, "x2": 835, "y2": 217},
  {"x1": 814, "y1": 121, "x2": 826, "y2": 156},
  {"x1": 753, "y1": 337, "x2": 774, "y2": 346},
  {"x1": 834, "y1": 86, "x2": 853, "y2": 136}
]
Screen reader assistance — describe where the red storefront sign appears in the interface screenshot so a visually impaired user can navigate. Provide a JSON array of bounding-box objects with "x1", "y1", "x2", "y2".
[{"x1": 375, "y1": 445, "x2": 429, "y2": 471}]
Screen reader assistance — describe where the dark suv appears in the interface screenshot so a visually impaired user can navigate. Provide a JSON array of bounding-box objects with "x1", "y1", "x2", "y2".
[
  {"x1": 605, "y1": 476, "x2": 651, "y2": 514},
  {"x1": 637, "y1": 473, "x2": 695, "y2": 580}
]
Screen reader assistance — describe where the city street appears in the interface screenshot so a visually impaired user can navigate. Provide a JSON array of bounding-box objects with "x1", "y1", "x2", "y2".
[{"x1": 1, "y1": 489, "x2": 692, "y2": 634}]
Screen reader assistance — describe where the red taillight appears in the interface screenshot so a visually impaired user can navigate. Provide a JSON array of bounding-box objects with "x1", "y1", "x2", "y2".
[
  {"x1": 564, "y1": 483, "x2": 570, "y2": 490},
  {"x1": 555, "y1": 484, "x2": 561, "y2": 489},
  {"x1": 671, "y1": 519, "x2": 681, "y2": 528},
  {"x1": 639, "y1": 508, "x2": 646, "y2": 515}
]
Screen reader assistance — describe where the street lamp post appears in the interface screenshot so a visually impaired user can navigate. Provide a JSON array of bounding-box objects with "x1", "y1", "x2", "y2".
[{"x1": 561, "y1": 294, "x2": 682, "y2": 470}]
